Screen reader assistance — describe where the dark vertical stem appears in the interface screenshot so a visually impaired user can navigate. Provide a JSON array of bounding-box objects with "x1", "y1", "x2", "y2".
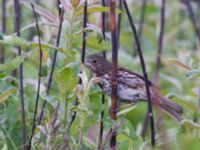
[
  {"x1": 110, "y1": 0, "x2": 118, "y2": 149},
  {"x1": 81, "y1": 0, "x2": 88, "y2": 63},
  {"x1": 37, "y1": 6, "x2": 64, "y2": 125},
  {"x1": 122, "y1": 0, "x2": 155, "y2": 147},
  {"x1": 138, "y1": 0, "x2": 147, "y2": 40},
  {"x1": 27, "y1": 4, "x2": 43, "y2": 150},
  {"x1": 13, "y1": 0, "x2": 26, "y2": 149},
  {"x1": 0, "y1": 0, "x2": 6, "y2": 63},
  {"x1": 68, "y1": 0, "x2": 88, "y2": 130},
  {"x1": 58, "y1": 0, "x2": 62, "y2": 15},
  {"x1": 102, "y1": 0, "x2": 106, "y2": 40},
  {"x1": 154, "y1": 0, "x2": 165, "y2": 82},
  {"x1": 140, "y1": 112, "x2": 149, "y2": 139},
  {"x1": 117, "y1": 0, "x2": 122, "y2": 48},
  {"x1": 133, "y1": 0, "x2": 147, "y2": 57},
  {"x1": 98, "y1": 94, "x2": 105, "y2": 150},
  {"x1": 76, "y1": 1, "x2": 88, "y2": 147},
  {"x1": 98, "y1": 0, "x2": 106, "y2": 149},
  {"x1": 102, "y1": 0, "x2": 106, "y2": 58},
  {"x1": 182, "y1": 0, "x2": 200, "y2": 43},
  {"x1": 182, "y1": 0, "x2": 200, "y2": 124}
]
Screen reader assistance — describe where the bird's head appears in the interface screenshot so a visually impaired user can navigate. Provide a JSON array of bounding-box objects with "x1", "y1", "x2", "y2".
[{"x1": 85, "y1": 54, "x2": 112, "y2": 76}]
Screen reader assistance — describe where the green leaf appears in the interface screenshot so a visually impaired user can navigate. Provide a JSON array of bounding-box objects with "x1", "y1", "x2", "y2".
[
  {"x1": 180, "y1": 119, "x2": 200, "y2": 130},
  {"x1": 86, "y1": 35, "x2": 111, "y2": 53},
  {"x1": 76, "y1": 6, "x2": 122, "y2": 16},
  {"x1": 0, "y1": 88, "x2": 16, "y2": 104},
  {"x1": 0, "y1": 54, "x2": 28, "y2": 72},
  {"x1": 54, "y1": 67, "x2": 78, "y2": 95},
  {"x1": 0, "y1": 35, "x2": 31, "y2": 48},
  {"x1": 0, "y1": 73, "x2": 6, "y2": 78},
  {"x1": 186, "y1": 69, "x2": 200, "y2": 78},
  {"x1": 30, "y1": 42, "x2": 59, "y2": 50},
  {"x1": 0, "y1": 35, "x2": 60, "y2": 50}
]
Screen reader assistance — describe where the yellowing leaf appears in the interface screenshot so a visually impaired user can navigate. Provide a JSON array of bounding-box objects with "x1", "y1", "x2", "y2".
[
  {"x1": 165, "y1": 59, "x2": 191, "y2": 70},
  {"x1": 76, "y1": 6, "x2": 122, "y2": 16},
  {"x1": 71, "y1": 0, "x2": 80, "y2": 7},
  {"x1": 35, "y1": 48, "x2": 49, "y2": 65},
  {"x1": 0, "y1": 89, "x2": 16, "y2": 104}
]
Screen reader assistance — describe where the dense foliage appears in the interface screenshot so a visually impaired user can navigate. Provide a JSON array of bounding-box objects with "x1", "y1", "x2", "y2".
[{"x1": 1, "y1": 0, "x2": 200, "y2": 149}]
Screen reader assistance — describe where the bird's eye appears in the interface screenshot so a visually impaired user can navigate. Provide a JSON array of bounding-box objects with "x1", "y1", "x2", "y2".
[{"x1": 93, "y1": 60, "x2": 97, "y2": 63}]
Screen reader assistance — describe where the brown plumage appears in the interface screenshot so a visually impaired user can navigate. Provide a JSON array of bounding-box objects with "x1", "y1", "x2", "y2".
[{"x1": 85, "y1": 54, "x2": 183, "y2": 121}]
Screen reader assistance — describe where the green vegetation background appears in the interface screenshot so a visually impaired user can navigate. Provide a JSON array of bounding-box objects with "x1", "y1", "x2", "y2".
[{"x1": 0, "y1": 0, "x2": 200, "y2": 149}]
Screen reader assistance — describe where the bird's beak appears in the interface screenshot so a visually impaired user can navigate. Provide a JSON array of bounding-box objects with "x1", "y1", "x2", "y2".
[
  {"x1": 85, "y1": 61, "x2": 95, "y2": 71},
  {"x1": 84, "y1": 61, "x2": 90, "y2": 68}
]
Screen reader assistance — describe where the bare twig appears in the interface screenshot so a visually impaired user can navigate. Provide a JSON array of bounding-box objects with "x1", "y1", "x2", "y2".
[
  {"x1": 98, "y1": 1, "x2": 106, "y2": 149},
  {"x1": 81, "y1": 0, "x2": 88, "y2": 63},
  {"x1": 0, "y1": 0, "x2": 6, "y2": 63},
  {"x1": 182, "y1": 0, "x2": 200, "y2": 124},
  {"x1": 110, "y1": 0, "x2": 118, "y2": 149},
  {"x1": 117, "y1": 0, "x2": 122, "y2": 48},
  {"x1": 122, "y1": 0, "x2": 155, "y2": 147},
  {"x1": 103, "y1": 120, "x2": 123, "y2": 149},
  {"x1": 101, "y1": 0, "x2": 106, "y2": 58},
  {"x1": 138, "y1": 0, "x2": 147, "y2": 40},
  {"x1": 13, "y1": 0, "x2": 26, "y2": 149},
  {"x1": 182, "y1": 0, "x2": 200, "y2": 43},
  {"x1": 37, "y1": 5, "x2": 64, "y2": 125},
  {"x1": 154, "y1": 0, "x2": 166, "y2": 82},
  {"x1": 140, "y1": 112, "x2": 149, "y2": 139},
  {"x1": 27, "y1": 4, "x2": 43, "y2": 150},
  {"x1": 141, "y1": 0, "x2": 166, "y2": 140}
]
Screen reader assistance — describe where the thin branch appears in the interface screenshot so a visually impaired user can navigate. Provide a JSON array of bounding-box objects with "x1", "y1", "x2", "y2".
[
  {"x1": 117, "y1": 0, "x2": 122, "y2": 48},
  {"x1": 138, "y1": 0, "x2": 156, "y2": 135},
  {"x1": 110, "y1": 0, "x2": 118, "y2": 149},
  {"x1": 138, "y1": 0, "x2": 147, "y2": 40},
  {"x1": 133, "y1": 0, "x2": 147, "y2": 57},
  {"x1": 182, "y1": 0, "x2": 200, "y2": 43},
  {"x1": 154, "y1": 0, "x2": 166, "y2": 82},
  {"x1": 76, "y1": 1, "x2": 88, "y2": 147},
  {"x1": 27, "y1": 4, "x2": 43, "y2": 150},
  {"x1": 81, "y1": 1, "x2": 88, "y2": 63},
  {"x1": 122, "y1": 0, "x2": 155, "y2": 147},
  {"x1": 98, "y1": 0, "x2": 106, "y2": 149},
  {"x1": 13, "y1": 0, "x2": 26, "y2": 149},
  {"x1": 140, "y1": 112, "x2": 149, "y2": 139},
  {"x1": 101, "y1": 0, "x2": 106, "y2": 58},
  {"x1": 103, "y1": 120, "x2": 123, "y2": 149},
  {"x1": 37, "y1": 5, "x2": 64, "y2": 125},
  {"x1": 0, "y1": 0, "x2": 6, "y2": 63}
]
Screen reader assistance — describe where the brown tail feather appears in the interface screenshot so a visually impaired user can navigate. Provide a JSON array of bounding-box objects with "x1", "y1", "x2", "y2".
[
  {"x1": 160, "y1": 103, "x2": 182, "y2": 121},
  {"x1": 153, "y1": 95, "x2": 183, "y2": 121}
]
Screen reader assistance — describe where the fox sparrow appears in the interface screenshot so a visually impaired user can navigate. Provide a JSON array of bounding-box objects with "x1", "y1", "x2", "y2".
[{"x1": 85, "y1": 54, "x2": 183, "y2": 121}]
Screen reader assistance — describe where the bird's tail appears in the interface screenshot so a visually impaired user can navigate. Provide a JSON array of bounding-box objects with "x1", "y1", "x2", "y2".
[{"x1": 152, "y1": 95, "x2": 183, "y2": 121}]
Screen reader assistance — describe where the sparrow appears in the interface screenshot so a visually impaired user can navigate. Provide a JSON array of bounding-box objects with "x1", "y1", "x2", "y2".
[{"x1": 85, "y1": 54, "x2": 183, "y2": 121}]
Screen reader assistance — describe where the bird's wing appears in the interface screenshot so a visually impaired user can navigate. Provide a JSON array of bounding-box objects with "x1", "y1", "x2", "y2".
[
  {"x1": 114, "y1": 69, "x2": 163, "y2": 105},
  {"x1": 118, "y1": 67, "x2": 160, "y2": 90},
  {"x1": 116, "y1": 70, "x2": 146, "y2": 88}
]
